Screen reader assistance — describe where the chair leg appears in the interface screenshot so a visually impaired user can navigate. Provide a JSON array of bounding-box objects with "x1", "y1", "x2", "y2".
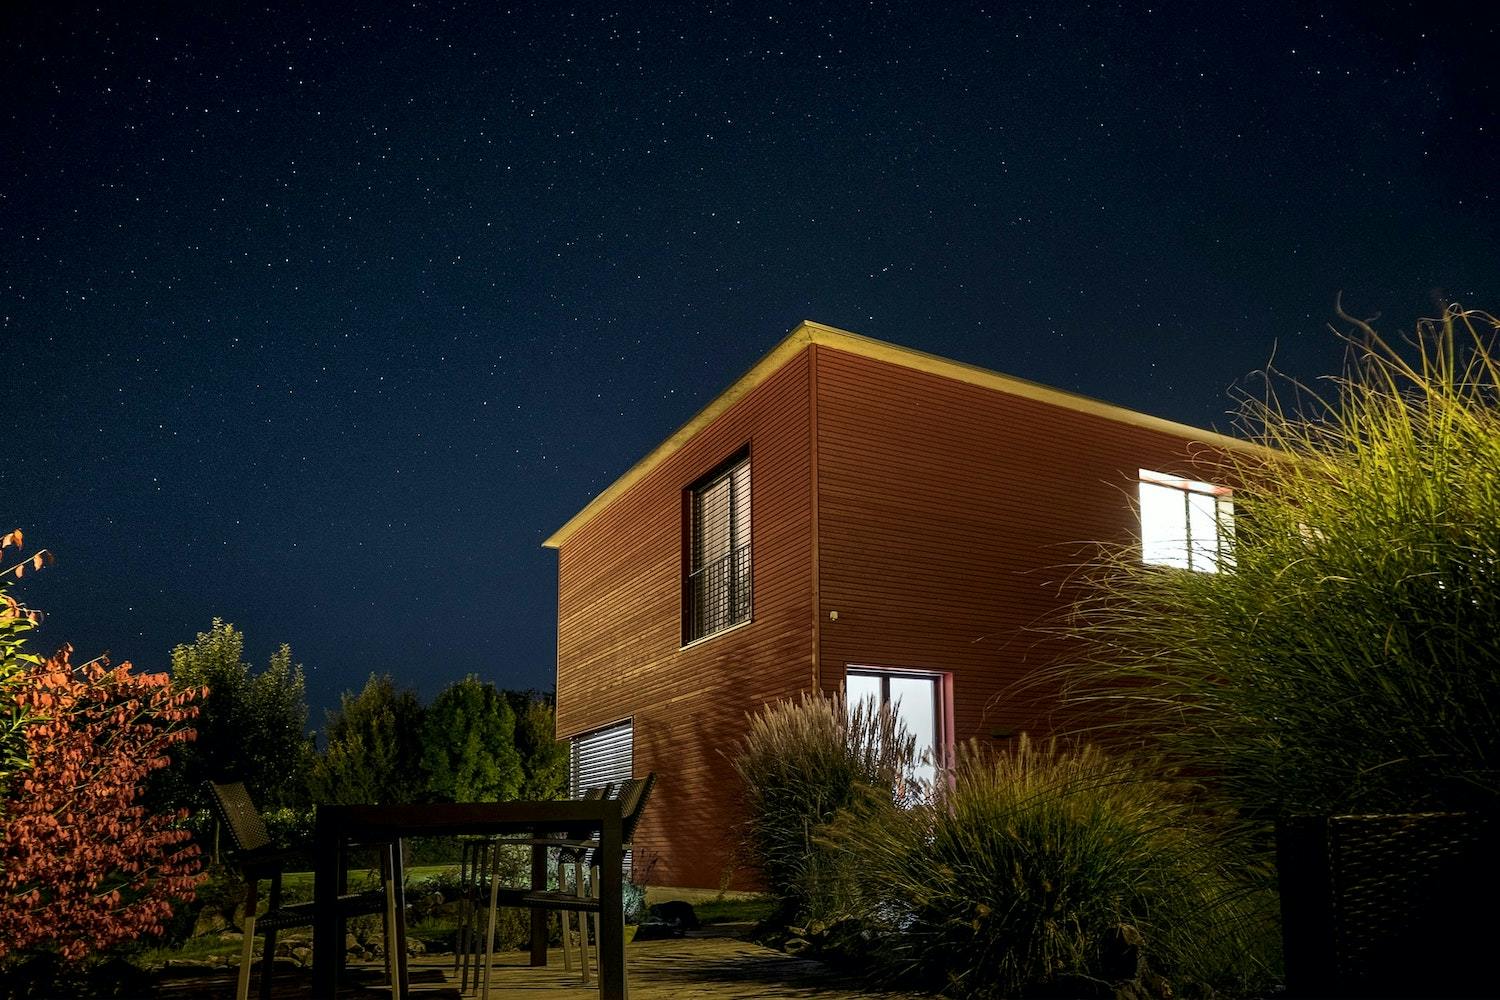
[
  {"x1": 259, "y1": 927, "x2": 277, "y2": 1000},
  {"x1": 590, "y1": 864, "x2": 603, "y2": 989},
  {"x1": 237, "y1": 913, "x2": 257, "y2": 1000},
  {"x1": 579, "y1": 859, "x2": 595, "y2": 985},
  {"x1": 457, "y1": 842, "x2": 475, "y2": 994},
  {"x1": 482, "y1": 842, "x2": 503, "y2": 1000},
  {"x1": 559, "y1": 855, "x2": 574, "y2": 974},
  {"x1": 382, "y1": 843, "x2": 403, "y2": 1000},
  {"x1": 236, "y1": 879, "x2": 259, "y2": 1000}
]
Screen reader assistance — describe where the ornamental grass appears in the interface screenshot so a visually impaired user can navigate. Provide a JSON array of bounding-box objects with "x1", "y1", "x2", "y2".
[
  {"x1": 1051, "y1": 306, "x2": 1500, "y2": 819},
  {"x1": 827, "y1": 737, "x2": 1276, "y2": 998},
  {"x1": 731, "y1": 693, "x2": 917, "y2": 925}
]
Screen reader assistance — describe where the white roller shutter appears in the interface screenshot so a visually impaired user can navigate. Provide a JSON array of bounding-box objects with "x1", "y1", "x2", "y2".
[{"x1": 569, "y1": 719, "x2": 633, "y2": 798}]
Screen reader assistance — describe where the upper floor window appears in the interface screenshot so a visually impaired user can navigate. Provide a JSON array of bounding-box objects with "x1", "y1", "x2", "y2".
[
  {"x1": 1138, "y1": 469, "x2": 1233, "y2": 572},
  {"x1": 684, "y1": 453, "x2": 752, "y2": 643}
]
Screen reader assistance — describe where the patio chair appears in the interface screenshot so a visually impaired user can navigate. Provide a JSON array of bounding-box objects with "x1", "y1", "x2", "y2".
[
  {"x1": 206, "y1": 781, "x2": 407, "y2": 1000},
  {"x1": 480, "y1": 773, "x2": 657, "y2": 999},
  {"x1": 452, "y1": 785, "x2": 610, "y2": 994}
]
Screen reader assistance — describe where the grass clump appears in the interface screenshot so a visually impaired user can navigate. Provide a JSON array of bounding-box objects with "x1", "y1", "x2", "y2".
[
  {"x1": 730, "y1": 693, "x2": 916, "y2": 925},
  {"x1": 1055, "y1": 306, "x2": 1500, "y2": 819},
  {"x1": 830, "y1": 737, "x2": 1276, "y2": 999}
]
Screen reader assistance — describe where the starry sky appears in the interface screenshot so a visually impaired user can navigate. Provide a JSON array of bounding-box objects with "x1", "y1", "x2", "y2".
[{"x1": 5, "y1": 2, "x2": 1497, "y2": 722}]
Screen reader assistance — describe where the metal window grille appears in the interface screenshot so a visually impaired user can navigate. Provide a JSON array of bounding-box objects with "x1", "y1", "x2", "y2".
[{"x1": 685, "y1": 457, "x2": 751, "y2": 642}]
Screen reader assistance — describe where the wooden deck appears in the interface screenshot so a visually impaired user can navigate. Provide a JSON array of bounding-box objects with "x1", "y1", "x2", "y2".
[{"x1": 154, "y1": 932, "x2": 930, "y2": 999}]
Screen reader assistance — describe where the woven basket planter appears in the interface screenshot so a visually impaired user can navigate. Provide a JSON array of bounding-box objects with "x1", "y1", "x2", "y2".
[{"x1": 1276, "y1": 812, "x2": 1498, "y2": 998}]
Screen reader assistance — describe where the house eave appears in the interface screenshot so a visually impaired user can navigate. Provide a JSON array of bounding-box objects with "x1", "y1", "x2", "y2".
[{"x1": 541, "y1": 319, "x2": 1255, "y2": 550}]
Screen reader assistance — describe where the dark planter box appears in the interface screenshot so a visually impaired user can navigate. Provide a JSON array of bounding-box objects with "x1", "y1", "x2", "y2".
[{"x1": 1276, "y1": 812, "x2": 1498, "y2": 998}]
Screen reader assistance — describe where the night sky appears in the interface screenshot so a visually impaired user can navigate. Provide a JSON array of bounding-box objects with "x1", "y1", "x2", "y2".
[{"x1": 6, "y1": 2, "x2": 1497, "y2": 722}]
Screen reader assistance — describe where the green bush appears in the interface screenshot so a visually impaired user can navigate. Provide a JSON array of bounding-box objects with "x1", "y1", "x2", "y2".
[
  {"x1": 730, "y1": 693, "x2": 917, "y2": 925},
  {"x1": 830, "y1": 737, "x2": 1277, "y2": 998},
  {"x1": 1054, "y1": 307, "x2": 1500, "y2": 818}
]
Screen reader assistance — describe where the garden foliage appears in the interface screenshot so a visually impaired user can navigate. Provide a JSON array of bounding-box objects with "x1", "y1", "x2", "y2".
[
  {"x1": 160, "y1": 619, "x2": 313, "y2": 811},
  {"x1": 0, "y1": 645, "x2": 204, "y2": 961},
  {"x1": 421, "y1": 675, "x2": 523, "y2": 802},
  {"x1": 827, "y1": 737, "x2": 1275, "y2": 998},
  {"x1": 1054, "y1": 306, "x2": 1500, "y2": 817},
  {"x1": 731, "y1": 692, "x2": 917, "y2": 924},
  {"x1": 309, "y1": 673, "x2": 427, "y2": 805}
]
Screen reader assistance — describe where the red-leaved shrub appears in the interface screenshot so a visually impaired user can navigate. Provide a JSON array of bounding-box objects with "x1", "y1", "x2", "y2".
[{"x1": 0, "y1": 644, "x2": 205, "y2": 961}]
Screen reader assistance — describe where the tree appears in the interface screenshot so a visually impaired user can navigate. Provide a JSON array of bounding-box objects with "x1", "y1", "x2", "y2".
[
  {"x1": 309, "y1": 674, "x2": 426, "y2": 805},
  {"x1": 160, "y1": 619, "x2": 313, "y2": 810},
  {"x1": 421, "y1": 676, "x2": 523, "y2": 802},
  {"x1": 0, "y1": 645, "x2": 204, "y2": 962},
  {"x1": 506, "y1": 690, "x2": 569, "y2": 800}
]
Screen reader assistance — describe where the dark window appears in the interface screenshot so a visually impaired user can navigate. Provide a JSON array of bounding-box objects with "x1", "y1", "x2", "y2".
[{"x1": 684, "y1": 454, "x2": 751, "y2": 643}]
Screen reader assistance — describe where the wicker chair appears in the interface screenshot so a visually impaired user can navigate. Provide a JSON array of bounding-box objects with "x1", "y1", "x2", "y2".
[
  {"x1": 206, "y1": 781, "x2": 407, "y2": 1000},
  {"x1": 479, "y1": 773, "x2": 657, "y2": 999}
]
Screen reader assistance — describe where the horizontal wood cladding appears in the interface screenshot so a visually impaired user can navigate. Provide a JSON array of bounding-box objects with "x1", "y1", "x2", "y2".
[
  {"x1": 554, "y1": 352, "x2": 814, "y2": 889},
  {"x1": 813, "y1": 346, "x2": 1232, "y2": 744}
]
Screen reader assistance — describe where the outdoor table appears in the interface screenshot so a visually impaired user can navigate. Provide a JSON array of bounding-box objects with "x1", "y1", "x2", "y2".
[{"x1": 313, "y1": 798, "x2": 626, "y2": 999}]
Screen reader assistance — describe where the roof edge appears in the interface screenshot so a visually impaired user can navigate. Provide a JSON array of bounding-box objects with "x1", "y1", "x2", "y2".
[{"x1": 542, "y1": 320, "x2": 1251, "y2": 549}]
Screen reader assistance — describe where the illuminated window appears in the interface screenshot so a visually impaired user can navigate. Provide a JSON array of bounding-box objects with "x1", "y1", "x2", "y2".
[
  {"x1": 846, "y1": 668, "x2": 947, "y2": 795},
  {"x1": 684, "y1": 453, "x2": 752, "y2": 643},
  {"x1": 1138, "y1": 469, "x2": 1234, "y2": 572}
]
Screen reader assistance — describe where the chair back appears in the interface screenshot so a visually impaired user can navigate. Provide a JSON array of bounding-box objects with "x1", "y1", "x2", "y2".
[
  {"x1": 613, "y1": 773, "x2": 658, "y2": 846},
  {"x1": 207, "y1": 781, "x2": 273, "y2": 853}
]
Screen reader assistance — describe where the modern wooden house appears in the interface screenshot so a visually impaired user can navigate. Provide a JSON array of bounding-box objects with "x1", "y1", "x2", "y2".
[{"x1": 544, "y1": 321, "x2": 1240, "y2": 889}]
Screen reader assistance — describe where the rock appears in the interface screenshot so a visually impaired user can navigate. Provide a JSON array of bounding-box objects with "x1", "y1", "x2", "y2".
[
  {"x1": 292, "y1": 946, "x2": 313, "y2": 967},
  {"x1": 1100, "y1": 924, "x2": 1146, "y2": 982},
  {"x1": 193, "y1": 908, "x2": 230, "y2": 936},
  {"x1": 217, "y1": 931, "x2": 243, "y2": 943},
  {"x1": 345, "y1": 933, "x2": 360, "y2": 952},
  {"x1": 407, "y1": 939, "x2": 426, "y2": 955},
  {"x1": 647, "y1": 899, "x2": 701, "y2": 930},
  {"x1": 633, "y1": 919, "x2": 684, "y2": 941},
  {"x1": 1023, "y1": 974, "x2": 1112, "y2": 999},
  {"x1": 782, "y1": 937, "x2": 811, "y2": 956}
]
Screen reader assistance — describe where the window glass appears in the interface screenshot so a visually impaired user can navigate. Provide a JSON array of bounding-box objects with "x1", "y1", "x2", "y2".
[
  {"x1": 846, "y1": 672, "x2": 881, "y2": 713},
  {"x1": 685, "y1": 454, "x2": 752, "y2": 642},
  {"x1": 1139, "y1": 469, "x2": 1232, "y2": 573},
  {"x1": 846, "y1": 669, "x2": 944, "y2": 797},
  {"x1": 889, "y1": 675, "x2": 938, "y2": 790}
]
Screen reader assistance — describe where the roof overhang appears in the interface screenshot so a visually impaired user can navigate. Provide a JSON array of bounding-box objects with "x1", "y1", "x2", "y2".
[{"x1": 542, "y1": 319, "x2": 1254, "y2": 549}]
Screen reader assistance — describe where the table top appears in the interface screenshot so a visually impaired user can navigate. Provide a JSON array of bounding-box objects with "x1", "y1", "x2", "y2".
[{"x1": 315, "y1": 798, "x2": 623, "y2": 839}]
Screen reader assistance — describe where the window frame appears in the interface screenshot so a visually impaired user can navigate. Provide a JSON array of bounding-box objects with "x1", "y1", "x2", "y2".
[
  {"x1": 1138, "y1": 468, "x2": 1234, "y2": 573},
  {"x1": 681, "y1": 448, "x2": 753, "y2": 646},
  {"x1": 844, "y1": 665, "x2": 953, "y2": 786}
]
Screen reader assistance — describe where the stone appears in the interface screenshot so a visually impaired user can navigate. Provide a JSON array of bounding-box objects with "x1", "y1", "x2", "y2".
[
  {"x1": 648, "y1": 899, "x2": 701, "y2": 930},
  {"x1": 292, "y1": 946, "x2": 313, "y2": 967},
  {"x1": 192, "y1": 908, "x2": 230, "y2": 936},
  {"x1": 782, "y1": 937, "x2": 811, "y2": 956},
  {"x1": 633, "y1": 919, "x2": 684, "y2": 941},
  {"x1": 407, "y1": 939, "x2": 426, "y2": 955},
  {"x1": 1100, "y1": 923, "x2": 1146, "y2": 982}
]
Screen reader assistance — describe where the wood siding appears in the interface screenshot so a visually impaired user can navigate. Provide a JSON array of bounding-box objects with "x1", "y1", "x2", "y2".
[
  {"x1": 554, "y1": 353, "x2": 814, "y2": 889},
  {"x1": 813, "y1": 344, "x2": 1226, "y2": 747},
  {"x1": 553, "y1": 339, "x2": 1234, "y2": 889}
]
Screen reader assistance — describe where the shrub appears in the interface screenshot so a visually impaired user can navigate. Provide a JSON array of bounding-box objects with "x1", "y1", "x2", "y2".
[
  {"x1": 0, "y1": 645, "x2": 205, "y2": 962},
  {"x1": 730, "y1": 693, "x2": 917, "y2": 924},
  {"x1": 1053, "y1": 306, "x2": 1500, "y2": 818},
  {"x1": 830, "y1": 736, "x2": 1277, "y2": 998}
]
